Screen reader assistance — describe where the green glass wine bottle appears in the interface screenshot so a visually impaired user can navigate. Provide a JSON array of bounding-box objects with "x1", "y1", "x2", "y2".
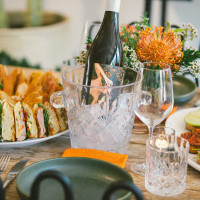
[{"x1": 82, "y1": 0, "x2": 123, "y2": 104}]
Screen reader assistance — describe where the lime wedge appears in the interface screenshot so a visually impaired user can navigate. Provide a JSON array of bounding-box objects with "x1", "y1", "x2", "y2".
[{"x1": 184, "y1": 109, "x2": 200, "y2": 126}]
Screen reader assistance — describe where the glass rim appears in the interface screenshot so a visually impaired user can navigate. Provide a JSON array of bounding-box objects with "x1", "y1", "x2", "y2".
[
  {"x1": 84, "y1": 20, "x2": 101, "y2": 25},
  {"x1": 146, "y1": 135, "x2": 190, "y2": 154},
  {"x1": 141, "y1": 61, "x2": 171, "y2": 72},
  {"x1": 61, "y1": 65, "x2": 143, "y2": 89}
]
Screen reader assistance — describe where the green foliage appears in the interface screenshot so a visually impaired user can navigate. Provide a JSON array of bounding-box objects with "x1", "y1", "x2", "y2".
[
  {"x1": 120, "y1": 26, "x2": 138, "y2": 50},
  {"x1": 0, "y1": 51, "x2": 41, "y2": 69},
  {"x1": 25, "y1": 130, "x2": 31, "y2": 140},
  {"x1": 180, "y1": 49, "x2": 200, "y2": 66},
  {"x1": 55, "y1": 67, "x2": 61, "y2": 72},
  {"x1": 86, "y1": 37, "x2": 93, "y2": 45}
]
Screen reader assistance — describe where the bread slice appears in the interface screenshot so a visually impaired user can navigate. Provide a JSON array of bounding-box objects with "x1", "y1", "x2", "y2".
[
  {"x1": 184, "y1": 109, "x2": 200, "y2": 131},
  {"x1": 1, "y1": 102, "x2": 15, "y2": 141},
  {"x1": 56, "y1": 108, "x2": 68, "y2": 131},
  {"x1": 23, "y1": 103, "x2": 38, "y2": 139},
  {"x1": 44, "y1": 101, "x2": 60, "y2": 135},
  {"x1": 0, "y1": 91, "x2": 16, "y2": 108},
  {"x1": 14, "y1": 102, "x2": 26, "y2": 141}
]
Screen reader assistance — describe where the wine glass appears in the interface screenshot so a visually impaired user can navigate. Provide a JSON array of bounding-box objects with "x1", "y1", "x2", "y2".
[
  {"x1": 131, "y1": 62, "x2": 174, "y2": 175},
  {"x1": 79, "y1": 20, "x2": 101, "y2": 52}
]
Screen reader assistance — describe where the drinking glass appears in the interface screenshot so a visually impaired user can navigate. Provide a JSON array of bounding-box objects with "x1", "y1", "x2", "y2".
[
  {"x1": 131, "y1": 62, "x2": 174, "y2": 175},
  {"x1": 80, "y1": 20, "x2": 101, "y2": 52},
  {"x1": 153, "y1": 126, "x2": 175, "y2": 136},
  {"x1": 145, "y1": 135, "x2": 189, "y2": 196}
]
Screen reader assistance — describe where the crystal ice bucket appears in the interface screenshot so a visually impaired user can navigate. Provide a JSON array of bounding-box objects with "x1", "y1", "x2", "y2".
[{"x1": 51, "y1": 66, "x2": 142, "y2": 153}]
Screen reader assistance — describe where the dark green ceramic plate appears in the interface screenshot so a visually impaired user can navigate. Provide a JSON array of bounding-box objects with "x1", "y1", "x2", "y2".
[
  {"x1": 173, "y1": 76, "x2": 197, "y2": 105},
  {"x1": 16, "y1": 157, "x2": 133, "y2": 200}
]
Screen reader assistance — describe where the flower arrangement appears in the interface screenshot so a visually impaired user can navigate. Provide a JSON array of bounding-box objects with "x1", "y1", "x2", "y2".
[{"x1": 75, "y1": 17, "x2": 200, "y2": 77}]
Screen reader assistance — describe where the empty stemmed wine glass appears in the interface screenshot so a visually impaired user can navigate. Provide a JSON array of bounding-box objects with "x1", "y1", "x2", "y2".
[
  {"x1": 131, "y1": 62, "x2": 174, "y2": 175},
  {"x1": 80, "y1": 20, "x2": 101, "y2": 52}
]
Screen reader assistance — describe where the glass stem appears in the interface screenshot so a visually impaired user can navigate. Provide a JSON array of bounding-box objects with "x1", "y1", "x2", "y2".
[{"x1": 148, "y1": 126, "x2": 154, "y2": 138}]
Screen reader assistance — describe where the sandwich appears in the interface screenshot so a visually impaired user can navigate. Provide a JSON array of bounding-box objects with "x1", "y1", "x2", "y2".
[
  {"x1": 0, "y1": 101, "x2": 15, "y2": 142},
  {"x1": 34, "y1": 102, "x2": 60, "y2": 138},
  {"x1": 181, "y1": 109, "x2": 200, "y2": 154},
  {"x1": 43, "y1": 102, "x2": 60, "y2": 135},
  {"x1": 55, "y1": 108, "x2": 68, "y2": 132},
  {"x1": 14, "y1": 102, "x2": 38, "y2": 141}
]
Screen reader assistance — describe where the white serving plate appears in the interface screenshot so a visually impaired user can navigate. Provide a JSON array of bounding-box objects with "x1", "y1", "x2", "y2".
[
  {"x1": 0, "y1": 129, "x2": 69, "y2": 148},
  {"x1": 165, "y1": 107, "x2": 200, "y2": 172}
]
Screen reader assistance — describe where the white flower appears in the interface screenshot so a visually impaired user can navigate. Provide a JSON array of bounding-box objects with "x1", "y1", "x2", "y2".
[
  {"x1": 188, "y1": 60, "x2": 200, "y2": 77},
  {"x1": 123, "y1": 44, "x2": 129, "y2": 52},
  {"x1": 130, "y1": 34, "x2": 135, "y2": 39},
  {"x1": 185, "y1": 46, "x2": 197, "y2": 51},
  {"x1": 130, "y1": 50, "x2": 137, "y2": 61}
]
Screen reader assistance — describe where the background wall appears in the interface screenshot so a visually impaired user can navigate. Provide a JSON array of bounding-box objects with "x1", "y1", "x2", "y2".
[{"x1": 3, "y1": 0, "x2": 200, "y2": 68}]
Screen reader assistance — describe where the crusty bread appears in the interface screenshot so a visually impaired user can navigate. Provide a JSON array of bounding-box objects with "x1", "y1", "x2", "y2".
[
  {"x1": 3, "y1": 68, "x2": 19, "y2": 96},
  {"x1": 23, "y1": 103, "x2": 38, "y2": 138},
  {"x1": 2, "y1": 102, "x2": 15, "y2": 141},
  {"x1": 44, "y1": 101, "x2": 60, "y2": 135},
  {"x1": 14, "y1": 102, "x2": 26, "y2": 141},
  {"x1": 15, "y1": 82, "x2": 28, "y2": 100},
  {"x1": 56, "y1": 108, "x2": 68, "y2": 131},
  {"x1": 186, "y1": 123, "x2": 200, "y2": 132},
  {"x1": 0, "y1": 91, "x2": 16, "y2": 107}
]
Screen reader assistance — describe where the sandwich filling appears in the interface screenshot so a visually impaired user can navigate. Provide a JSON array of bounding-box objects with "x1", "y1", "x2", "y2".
[
  {"x1": 38, "y1": 103, "x2": 49, "y2": 136},
  {"x1": 17, "y1": 107, "x2": 26, "y2": 141},
  {"x1": 37, "y1": 107, "x2": 46, "y2": 137},
  {"x1": 23, "y1": 108, "x2": 30, "y2": 139}
]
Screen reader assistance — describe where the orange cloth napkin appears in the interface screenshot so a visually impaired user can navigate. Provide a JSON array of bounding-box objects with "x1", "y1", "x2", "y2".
[{"x1": 62, "y1": 148, "x2": 128, "y2": 168}]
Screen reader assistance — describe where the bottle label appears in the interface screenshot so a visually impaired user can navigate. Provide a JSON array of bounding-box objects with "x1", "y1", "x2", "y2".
[
  {"x1": 105, "y1": 0, "x2": 121, "y2": 12},
  {"x1": 88, "y1": 63, "x2": 123, "y2": 105}
]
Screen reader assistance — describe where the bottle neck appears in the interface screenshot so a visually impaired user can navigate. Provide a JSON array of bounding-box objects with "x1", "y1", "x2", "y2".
[
  {"x1": 105, "y1": 0, "x2": 121, "y2": 13},
  {"x1": 102, "y1": 11, "x2": 119, "y2": 32}
]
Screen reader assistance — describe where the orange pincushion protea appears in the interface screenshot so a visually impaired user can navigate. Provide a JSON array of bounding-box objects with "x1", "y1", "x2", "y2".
[{"x1": 136, "y1": 26, "x2": 183, "y2": 67}]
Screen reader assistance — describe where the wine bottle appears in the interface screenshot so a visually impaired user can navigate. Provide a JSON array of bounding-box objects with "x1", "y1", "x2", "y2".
[{"x1": 82, "y1": 0, "x2": 123, "y2": 104}]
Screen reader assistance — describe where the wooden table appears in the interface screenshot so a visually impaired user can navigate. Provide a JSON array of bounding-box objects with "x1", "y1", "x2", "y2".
[{"x1": 2, "y1": 89, "x2": 200, "y2": 200}]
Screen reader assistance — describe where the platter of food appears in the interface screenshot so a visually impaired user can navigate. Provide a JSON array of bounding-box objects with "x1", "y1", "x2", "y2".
[
  {"x1": 0, "y1": 65, "x2": 69, "y2": 148},
  {"x1": 0, "y1": 129, "x2": 69, "y2": 148},
  {"x1": 165, "y1": 107, "x2": 200, "y2": 171}
]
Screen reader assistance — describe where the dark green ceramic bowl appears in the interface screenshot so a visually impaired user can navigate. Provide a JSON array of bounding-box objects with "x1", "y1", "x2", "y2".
[
  {"x1": 173, "y1": 76, "x2": 197, "y2": 105},
  {"x1": 16, "y1": 157, "x2": 133, "y2": 200}
]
